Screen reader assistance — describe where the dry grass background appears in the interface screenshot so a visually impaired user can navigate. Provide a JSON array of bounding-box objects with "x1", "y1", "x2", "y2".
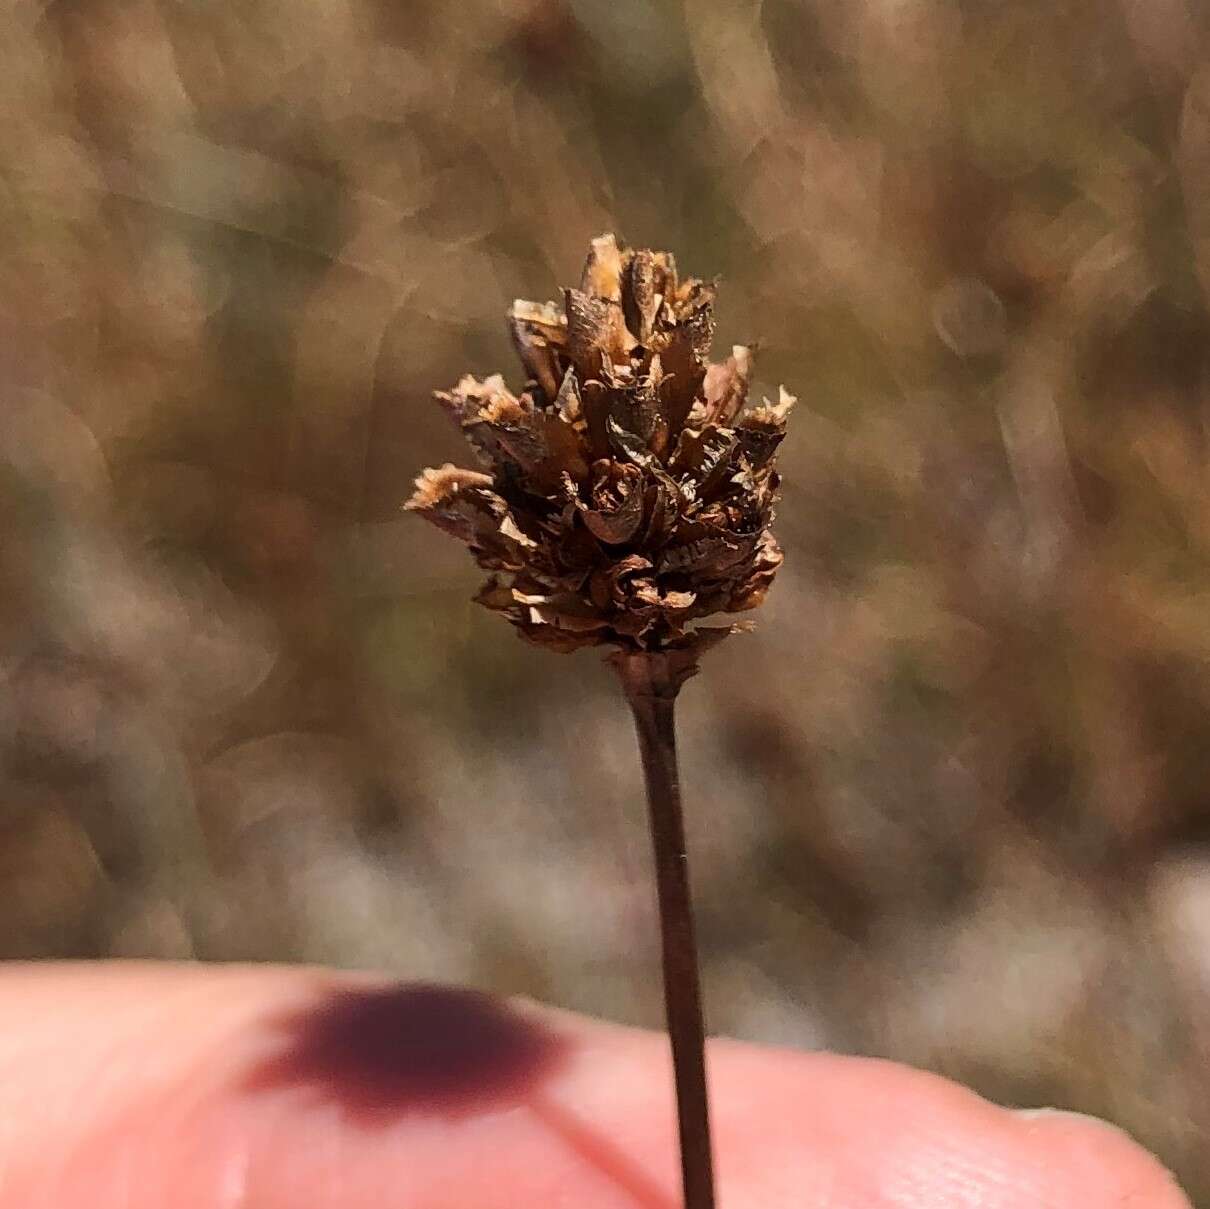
[{"x1": 4, "y1": 0, "x2": 1210, "y2": 1198}]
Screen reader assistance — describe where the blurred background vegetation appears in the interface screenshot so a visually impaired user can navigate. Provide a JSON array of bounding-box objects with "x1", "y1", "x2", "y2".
[{"x1": 4, "y1": 0, "x2": 1210, "y2": 1198}]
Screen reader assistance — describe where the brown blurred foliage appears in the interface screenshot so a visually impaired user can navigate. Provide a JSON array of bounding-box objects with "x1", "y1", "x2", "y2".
[{"x1": 3, "y1": 0, "x2": 1210, "y2": 1196}]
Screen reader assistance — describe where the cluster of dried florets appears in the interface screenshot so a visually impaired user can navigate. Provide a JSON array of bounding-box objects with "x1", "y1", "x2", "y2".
[{"x1": 406, "y1": 234, "x2": 794, "y2": 655}]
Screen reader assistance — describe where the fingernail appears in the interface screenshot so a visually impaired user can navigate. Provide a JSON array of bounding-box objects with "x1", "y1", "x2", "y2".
[
  {"x1": 1012, "y1": 1107, "x2": 1132, "y2": 1137},
  {"x1": 1014, "y1": 1110, "x2": 1192, "y2": 1206}
]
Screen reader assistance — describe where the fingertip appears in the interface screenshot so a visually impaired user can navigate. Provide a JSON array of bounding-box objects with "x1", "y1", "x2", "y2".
[
  {"x1": 1012, "y1": 1108, "x2": 1193, "y2": 1208},
  {"x1": 679, "y1": 1040, "x2": 1193, "y2": 1209},
  {"x1": 0, "y1": 964, "x2": 1193, "y2": 1209}
]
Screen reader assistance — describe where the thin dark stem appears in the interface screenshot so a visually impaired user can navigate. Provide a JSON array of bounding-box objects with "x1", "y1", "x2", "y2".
[{"x1": 612, "y1": 651, "x2": 715, "y2": 1209}]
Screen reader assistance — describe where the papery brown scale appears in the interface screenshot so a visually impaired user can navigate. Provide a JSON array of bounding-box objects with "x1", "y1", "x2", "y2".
[
  {"x1": 581, "y1": 233, "x2": 625, "y2": 301},
  {"x1": 508, "y1": 301, "x2": 567, "y2": 402},
  {"x1": 540, "y1": 414, "x2": 590, "y2": 480},
  {"x1": 622, "y1": 250, "x2": 660, "y2": 346},
  {"x1": 467, "y1": 416, "x2": 544, "y2": 479},
  {"x1": 727, "y1": 533, "x2": 784, "y2": 612},
  {"x1": 637, "y1": 467, "x2": 684, "y2": 549},
  {"x1": 580, "y1": 470, "x2": 645, "y2": 544},
  {"x1": 672, "y1": 425, "x2": 738, "y2": 501},
  {"x1": 554, "y1": 515, "x2": 601, "y2": 572},
  {"x1": 651, "y1": 303, "x2": 716, "y2": 435},
  {"x1": 579, "y1": 378, "x2": 612, "y2": 459},
  {"x1": 702, "y1": 346, "x2": 751, "y2": 427},
  {"x1": 553, "y1": 368, "x2": 583, "y2": 427},
  {"x1": 608, "y1": 372, "x2": 663, "y2": 447},
  {"x1": 565, "y1": 288, "x2": 631, "y2": 375},
  {"x1": 734, "y1": 426, "x2": 784, "y2": 472}
]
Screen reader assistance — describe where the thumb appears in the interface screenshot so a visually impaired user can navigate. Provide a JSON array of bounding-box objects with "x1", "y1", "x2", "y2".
[{"x1": 0, "y1": 961, "x2": 1190, "y2": 1209}]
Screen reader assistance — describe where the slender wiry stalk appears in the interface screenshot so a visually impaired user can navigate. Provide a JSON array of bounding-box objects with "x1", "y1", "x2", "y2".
[
  {"x1": 612, "y1": 650, "x2": 715, "y2": 1209},
  {"x1": 409, "y1": 234, "x2": 793, "y2": 1204}
]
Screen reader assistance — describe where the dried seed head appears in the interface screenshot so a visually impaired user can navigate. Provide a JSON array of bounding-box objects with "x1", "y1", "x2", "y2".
[{"x1": 407, "y1": 234, "x2": 794, "y2": 658}]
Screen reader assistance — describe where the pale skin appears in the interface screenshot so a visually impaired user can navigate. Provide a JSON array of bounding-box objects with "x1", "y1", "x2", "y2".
[{"x1": 0, "y1": 963, "x2": 1190, "y2": 1209}]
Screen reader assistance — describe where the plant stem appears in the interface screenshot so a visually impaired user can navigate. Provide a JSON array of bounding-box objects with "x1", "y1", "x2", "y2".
[{"x1": 612, "y1": 650, "x2": 715, "y2": 1209}]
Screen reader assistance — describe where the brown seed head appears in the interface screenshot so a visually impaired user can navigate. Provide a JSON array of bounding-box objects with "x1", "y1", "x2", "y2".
[{"x1": 406, "y1": 234, "x2": 794, "y2": 657}]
